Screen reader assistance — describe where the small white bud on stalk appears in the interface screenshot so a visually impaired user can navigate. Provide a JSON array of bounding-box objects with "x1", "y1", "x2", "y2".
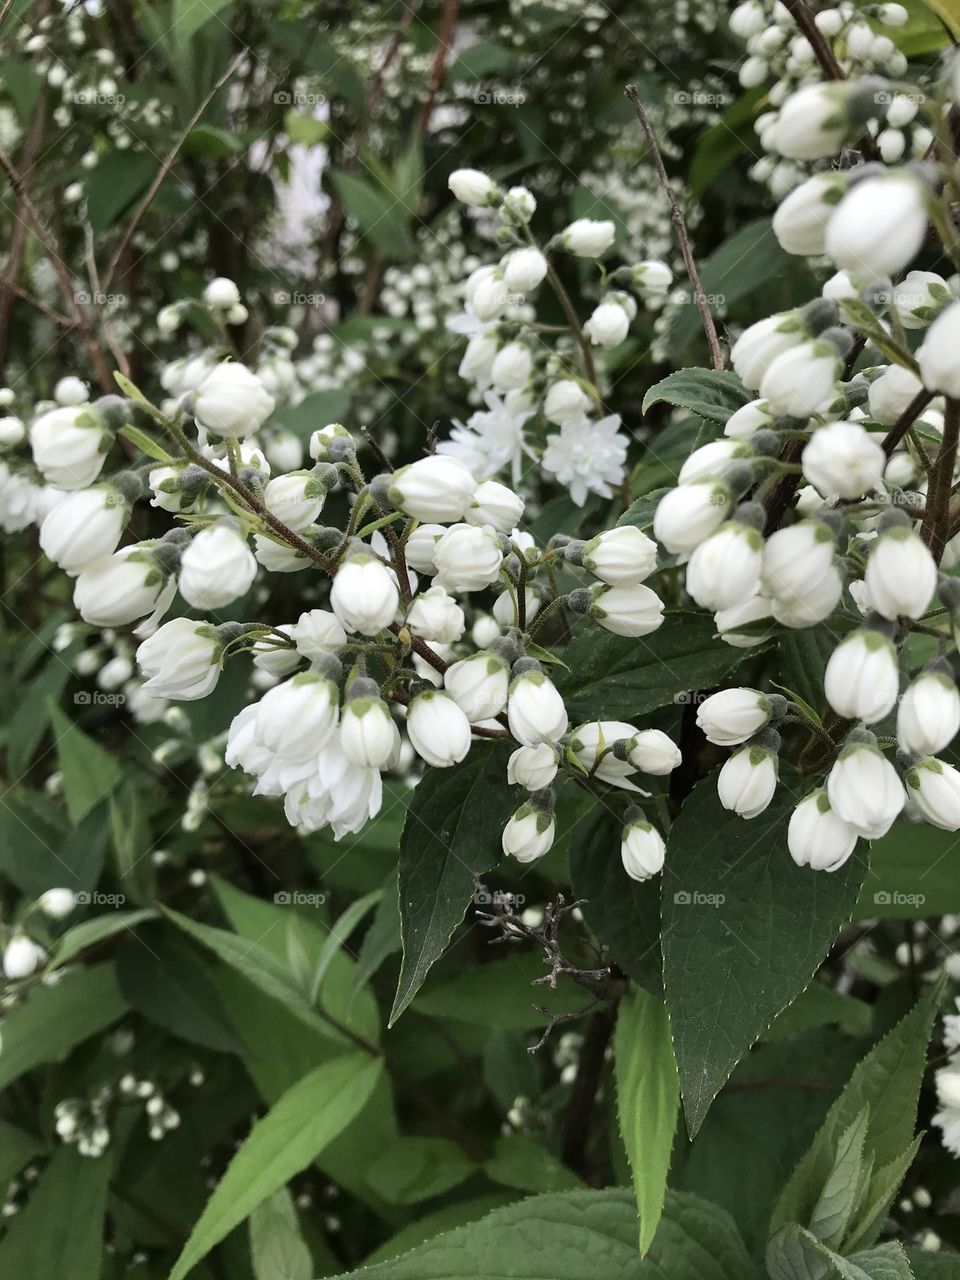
[
  {"x1": 678, "y1": 439, "x2": 749, "y2": 486},
  {"x1": 581, "y1": 525, "x2": 658, "y2": 585},
  {"x1": 406, "y1": 585, "x2": 465, "y2": 643},
  {"x1": 502, "y1": 247, "x2": 548, "y2": 293},
  {"x1": 309, "y1": 423, "x2": 354, "y2": 462},
  {"x1": 340, "y1": 689, "x2": 401, "y2": 770},
  {"x1": 825, "y1": 173, "x2": 929, "y2": 280},
  {"x1": 507, "y1": 743, "x2": 559, "y2": 790},
  {"x1": 653, "y1": 479, "x2": 731, "y2": 554},
  {"x1": 291, "y1": 608, "x2": 347, "y2": 660},
  {"x1": 388, "y1": 455, "x2": 477, "y2": 523},
  {"x1": 491, "y1": 342, "x2": 533, "y2": 392},
  {"x1": 897, "y1": 670, "x2": 960, "y2": 755},
  {"x1": 917, "y1": 301, "x2": 960, "y2": 398},
  {"x1": 867, "y1": 364, "x2": 924, "y2": 425},
  {"x1": 193, "y1": 362, "x2": 275, "y2": 438},
  {"x1": 762, "y1": 519, "x2": 839, "y2": 611},
  {"x1": 589, "y1": 582, "x2": 665, "y2": 637},
  {"x1": 463, "y1": 265, "x2": 508, "y2": 322},
  {"x1": 507, "y1": 667, "x2": 569, "y2": 746},
  {"x1": 330, "y1": 553, "x2": 401, "y2": 635},
  {"x1": 584, "y1": 299, "x2": 631, "y2": 348},
  {"x1": 824, "y1": 628, "x2": 900, "y2": 724},
  {"x1": 906, "y1": 757, "x2": 960, "y2": 830},
  {"x1": 263, "y1": 472, "x2": 326, "y2": 531},
  {"x1": 620, "y1": 819, "x2": 666, "y2": 881},
  {"x1": 730, "y1": 314, "x2": 806, "y2": 390},
  {"x1": 31, "y1": 403, "x2": 111, "y2": 490},
  {"x1": 730, "y1": 0, "x2": 766, "y2": 38},
  {"x1": 448, "y1": 168, "x2": 497, "y2": 205},
  {"x1": 715, "y1": 593, "x2": 774, "y2": 647},
  {"x1": 73, "y1": 546, "x2": 173, "y2": 628},
  {"x1": 893, "y1": 270, "x2": 952, "y2": 330},
  {"x1": 631, "y1": 260, "x2": 673, "y2": 297},
  {"x1": 54, "y1": 376, "x2": 89, "y2": 405},
  {"x1": 444, "y1": 651, "x2": 510, "y2": 722},
  {"x1": 568, "y1": 719, "x2": 647, "y2": 787},
  {"x1": 788, "y1": 790, "x2": 860, "y2": 871},
  {"x1": 759, "y1": 340, "x2": 841, "y2": 418},
  {"x1": 458, "y1": 333, "x2": 498, "y2": 385},
  {"x1": 863, "y1": 520, "x2": 937, "y2": 620},
  {"x1": 717, "y1": 745, "x2": 778, "y2": 818},
  {"x1": 433, "y1": 523, "x2": 503, "y2": 592},
  {"x1": 502, "y1": 185, "x2": 536, "y2": 221},
  {"x1": 465, "y1": 479, "x2": 524, "y2": 532},
  {"x1": 696, "y1": 688, "x2": 773, "y2": 746},
  {"x1": 39, "y1": 484, "x2": 128, "y2": 574},
  {"x1": 0, "y1": 414, "x2": 25, "y2": 445},
  {"x1": 772, "y1": 80, "x2": 874, "y2": 160},
  {"x1": 772, "y1": 171, "x2": 847, "y2": 256},
  {"x1": 407, "y1": 690, "x2": 472, "y2": 767},
  {"x1": 625, "y1": 730, "x2": 682, "y2": 775},
  {"x1": 38, "y1": 887, "x2": 76, "y2": 918},
  {"x1": 560, "y1": 217, "x2": 616, "y2": 257},
  {"x1": 724, "y1": 399, "x2": 775, "y2": 440},
  {"x1": 3, "y1": 934, "x2": 45, "y2": 980},
  {"x1": 404, "y1": 523, "x2": 445, "y2": 573},
  {"x1": 827, "y1": 732, "x2": 905, "y2": 838},
  {"x1": 493, "y1": 586, "x2": 539, "y2": 627},
  {"x1": 502, "y1": 798, "x2": 556, "y2": 863},
  {"x1": 136, "y1": 618, "x2": 222, "y2": 701},
  {"x1": 801, "y1": 421, "x2": 885, "y2": 498},
  {"x1": 203, "y1": 276, "x2": 242, "y2": 309},
  {"x1": 686, "y1": 521, "x2": 763, "y2": 613},
  {"x1": 544, "y1": 380, "x2": 591, "y2": 425},
  {"x1": 179, "y1": 521, "x2": 257, "y2": 610},
  {"x1": 256, "y1": 671, "x2": 339, "y2": 759}
]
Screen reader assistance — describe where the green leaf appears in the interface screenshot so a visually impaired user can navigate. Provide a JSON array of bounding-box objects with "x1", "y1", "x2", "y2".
[
  {"x1": 411, "y1": 956, "x2": 588, "y2": 1029},
  {"x1": 354, "y1": 869, "x2": 401, "y2": 990},
  {"x1": 642, "y1": 370, "x2": 751, "y2": 425},
  {"x1": 0, "y1": 1146, "x2": 112, "y2": 1279},
  {"x1": 0, "y1": 789, "x2": 106, "y2": 897},
  {"x1": 483, "y1": 1134, "x2": 583, "y2": 1194},
  {"x1": 557, "y1": 611, "x2": 760, "y2": 727},
  {"x1": 808, "y1": 1107, "x2": 870, "y2": 1248},
  {"x1": 168, "y1": 1052, "x2": 382, "y2": 1280},
  {"x1": 118, "y1": 423, "x2": 174, "y2": 462},
  {"x1": 273, "y1": 388, "x2": 352, "y2": 442},
  {"x1": 768, "y1": 1225, "x2": 917, "y2": 1280},
  {"x1": 47, "y1": 702, "x2": 123, "y2": 826},
  {"x1": 331, "y1": 171, "x2": 416, "y2": 258},
  {"x1": 0, "y1": 963, "x2": 127, "y2": 1090},
  {"x1": 0, "y1": 1118, "x2": 46, "y2": 1188},
  {"x1": 856, "y1": 821, "x2": 960, "y2": 918},
  {"x1": 614, "y1": 986, "x2": 680, "y2": 1255},
  {"x1": 365, "y1": 1136, "x2": 475, "y2": 1205},
  {"x1": 49, "y1": 908, "x2": 157, "y2": 968},
  {"x1": 311, "y1": 888, "x2": 381, "y2": 1005},
  {"x1": 839, "y1": 299, "x2": 920, "y2": 374},
  {"x1": 249, "y1": 1189, "x2": 313, "y2": 1280},
  {"x1": 173, "y1": 0, "x2": 232, "y2": 45},
  {"x1": 661, "y1": 781, "x2": 866, "y2": 1136},
  {"x1": 389, "y1": 743, "x2": 516, "y2": 1026},
  {"x1": 85, "y1": 150, "x2": 157, "y2": 232}
]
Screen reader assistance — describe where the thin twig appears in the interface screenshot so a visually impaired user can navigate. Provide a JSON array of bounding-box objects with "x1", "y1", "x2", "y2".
[
  {"x1": 418, "y1": 0, "x2": 460, "y2": 137},
  {"x1": 920, "y1": 396, "x2": 960, "y2": 562},
  {"x1": 625, "y1": 85, "x2": 724, "y2": 371},
  {"x1": 779, "y1": 0, "x2": 845, "y2": 79},
  {"x1": 882, "y1": 387, "x2": 935, "y2": 458}
]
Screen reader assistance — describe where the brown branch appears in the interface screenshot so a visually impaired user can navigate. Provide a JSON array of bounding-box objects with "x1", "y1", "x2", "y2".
[
  {"x1": 882, "y1": 386, "x2": 935, "y2": 458},
  {"x1": 418, "y1": 0, "x2": 460, "y2": 137},
  {"x1": 625, "y1": 86, "x2": 724, "y2": 371},
  {"x1": 0, "y1": 280, "x2": 73, "y2": 329},
  {"x1": 368, "y1": 0, "x2": 421, "y2": 121},
  {"x1": 0, "y1": 68, "x2": 49, "y2": 367},
  {"x1": 779, "y1": 0, "x2": 845, "y2": 79},
  {"x1": 920, "y1": 396, "x2": 960, "y2": 562},
  {"x1": 763, "y1": 438, "x2": 805, "y2": 535}
]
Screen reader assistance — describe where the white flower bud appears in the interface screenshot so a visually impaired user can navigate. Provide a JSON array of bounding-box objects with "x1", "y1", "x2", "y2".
[
  {"x1": 406, "y1": 585, "x2": 465, "y2": 643},
  {"x1": 464, "y1": 266, "x2": 509, "y2": 322},
  {"x1": 157, "y1": 304, "x2": 182, "y2": 335},
  {"x1": 448, "y1": 168, "x2": 496, "y2": 205},
  {"x1": 434, "y1": 523, "x2": 503, "y2": 592},
  {"x1": 827, "y1": 736, "x2": 905, "y2": 838},
  {"x1": 898, "y1": 671, "x2": 960, "y2": 755},
  {"x1": 724, "y1": 399, "x2": 775, "y2": 440},
  {"x1": 340, "y1": 697, "x2": 400, "y2": 770},
  {"x1": 772, "y1": 82, "x2": 855, "y2": 159},
  {"x1": 0, "y1": 415, "x2": 25, "y2": 446},
  {"x1": 697, "y1": 687, "x2": 772, "y2": 746},
  {"x1": 203, "y1": 276, "x2": 241, "y2": 309},
  {"x1": 918, "y1": 302, "x2": 960, "y2": 398},
  {"x1": 330, "y1": 552, "x2": 400, "y2": 635},
  {"x1": 388, "y1": 455, "x2": 477, "y2": 523},
  {"x1": 788, "y1": 790, "x2": 859, "y2": 871},
  {"x1": 3, "y1": 934, "x2": 44, "y2": 979},
  {"x1": 180, "y1": 521, "x2": 257, "y2": 609},
  {"x1": 759, "y1": 340, "x2": 840, "y2": 418},
  {"x1": 631, "y1": 260, "x2": 673, "y2": 297},
  {"x1": 718, "y1": 746, "x2": 778, "y2": 819},
  {"x1": 502, "y1": 247, "x2": 548, "y2": 293},
  {"x1": 867, "y1": 364, "x2": 924, "y2": 425},
  {"x1": 620, "y1": 820, "x2": 666, "y2": 881},
  {"x1": 464, "y1": 479, "x2": 524, "y2": 532},
  {"x1": 686, "y1": 522, "x2": 763, "y2": 612},
  {"x1": 38, "y1": 887, "x2": 76, "y2": 918},
  {"x1": 801, "y1": 420, "x2": 885, "y2": 498},
  {"x1": 653, "y1": 479, "x2": 731, "y2": 554},
  {"x1": 591, "y1": 582, "x2": 665, "y2": 637},
  {"x1": 31, "y1": 404, "x2": 109, "y2": 490},
  {"x1": 560, "y1": 218, "x2": 616, "y2": 257},
  {"x1": 544, "y1": 380, "x2": 591, "y2": 425},
  {"x1": 825, "y1": 174, "x2": 929, "y2": 279},
  {"x1": 257, "y1": 671, "x2": 339, "y2": 760},
  {"x1": 194, "y1": 363, "x2": 275, "y2": 438},
  {"x1": 309, "y1": 423, "x2": 353, "y2": 461},
  {"x1": 772, "y1": 171, "x2": 847, "y2": 256},
  {"x1": 626, "y1": 729, "x2": 681, "y2": 775},
  {"x1": 254, "y1": 537, "x2": 310, "y2": 574},
  {"x1": 906, "y1": 757, "x2": 960, "y2": 830},
  {"x1": 771, "y1": 565, "x2": 844, "y2": 628},
  {"x1": 893, "y1": 270, "x2": 951, "y2": 329},
  {"x1": 507, "y1": 743, "x2": 558, "y2": 790},
  {"x1": 502, "y1": 804, "x2": 555, "y2": 863},
  {"x1": 678, "y1": 439, "x2": 749, "y2": 486},
  {"x1": 730, "y1": 0, "x2": 766, "y2": 37},
  {"x1": 407, "y1": 690, "x2": 472, "y2": 767},
  {"x1": 864, "y1": 524, "x2": 937, "y2": 620},
  {"x1": 404, "y1": 523, "x2": 445, "y2": 573},
  {"x1": 39, "y1": 484, "x2": 127, "y2": 574},
  {"x1": 263, "y1": 472, "x2": 325, "y2": 531},
  {"x1": 73, "y1": 546, "x2": 171, "y2": 627},
  {"x1": 54, "y1": 376, "x2": 89, "y2": 406},
  {"x1": 289, "y1": 609, "x2": 346, "y2": 661},
  {"x1": 491, "y1": 342, "x2": 533, "y2": 392},
  {"x1": 503, "y1": 186, "x2": 536, "y2": 220},
  {"x1": 507, "y1": 669, "x2": 568, "y2": 746},
  {"x1": 715, "y1": 592, "x2": 774, "y2": 646},
  {"x1": 569, "y1": 719, "x2": 641, "y2": 786},
  {"x1": 492, "y1": 586, "x2": 539, "y2": 628},
  {"x1": 581, "y1": 525, "x2": 657, "y2": 586},
  {"x1": 824, "y1": 629, "x2": 899, "y2": 724},
  {"x1": 584, "y1": 300, "x2": 630, "y2": 348},
  {"x1": 445, "y1": 649, "x2": 510, "y2": 722},
  {"x1": 730, "y1": 314, "x2": 806, "y2": 389},
  {"x1": 136, "y1": 618, "x2": 221, "y2": 701}
]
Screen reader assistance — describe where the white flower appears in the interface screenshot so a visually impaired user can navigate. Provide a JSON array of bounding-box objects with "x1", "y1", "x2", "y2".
[
  {"x1": 772, "y1": 171, "x2": 847, "y2": 256},
  {"x1": 73, "y1": 546, "x2": 171, "y2": 627},
  {"x1": 0, "y1": 415, "x2": 25, "y2": 446},
  {"x1": 731, "y1": 314, "x2": 805, "y2": 390},
  {"x1": 254, "y1": 537, "x2": 310, "y2": 574},
  {"x1": 464, "y1": 265, "x2": 509, "y2": 322},
  {"x1": 825, "y1": 174, "x2": 929, "y2": 279},
  {"x1": 433, "y1": 523, "x2": 503, "y2": 592},
  {"x1": 762, "y1": 519, "x2": 837, "y2": 609},
  {"x1": 444, "y1": 651, "x2": 509, "y2": 722},
  {"x1": 544, "y1": 380, "x2": 591, "y2": 426},
  {"x1": 560, "y1": 217, "x2": 616, "y2": 257},
  {"x1": 893, "y1": 270, "x2": 951, "y2": 329},
  {"x1": 788, "y1": 791, "x2": 859, "y2": 871},
  {"x1": 626, "y1": 730, "x2": 681, "y2": 775},
  {"x1": 898, "y1": 671, "x2": 960, "y2": 755},
  {"x1": 507, "y1": 743, "x2": 558, "y2": 790},
  {"x1": 330, "y1": 553, "x2": 400, "y2": 635},
  {"x1": 309, "y1": 423, "x2": 353, "y2": 462},
  {"x1": 582, "y1": 525, "x2": 658, "y2": 585},
  {"x1": 827, "y1": 736, "x2": 905, "y2": 838},
  {"x1": 180, "y1": 521, "x2": 257, "y2": 610},
  {"x1": 340, "y1": 696, "x2": 400, "y2": 770},
  {"x1": 448, "y1": 168, "x2": 496, "y2": 205},
  {"x1": 406, "y1": 585, "x2": 465, "y2": 643},
  {"x1": 824, "y1": 629, "x2": 900, "y2": 724},
  {"x1": 759, "y1": 340, "x2": 840, "y2": 418},
  {"x1": 136, "y1": 618, "x2": 221, "y2": 701},
  {"x1": 686, "y1": 523, "x2": 763, "y2": 612},
  {"x1": 493, "y1": 586, "x2": 539, "y2": 627},
  {"x1": 542, "y1": 413, "x2": 628, "y2": 506},
  {"x1": 584, "y1": 300, "x2": 630, "y2": 348},
  {"x1": 730, "y1": 0, "x2": 766, "y2": 37},
  {"x1": 458, "y1": 333, "x2": 498, "y2": 387},
  {"x1": 256, "y1": 671, "x2": 339, "y2": 760},
  {"x1": 39, "y1": 484, "x2": 127, "y2": 574},
  {"x1": 653, "y1": 480, "x2": 731, "y2": 554},
  {"x1": 439, "y1": 391, "x2": 534, "y2": 483},
  {"x1": 503, "y1": 186, "x2": 536, "y2": 220},
  {"x1": 502, "y1": 247, "x2": 548, "y2": 293},
  {"x1": 31, "y1": 404, "x2": 109, "y2": 489},
  {"x1": 194, "y1": 363, "x2": 275, "y2": 438},
  {"x1": 283, "y1": 742, "x2": 383, "y2": 839},
  {"x1": 53, "y1": 375, "x2": 89, "y2": 406},
  {"x1": 772, "y1": 82, "x2": 854, "y2": 159},
  {"x1": 678, "y1": 439, "x2": 747, "y2": 485},
  {"x1": 157, "y1": 304, "x2": 182, "y2": 335},
  {"x1": 715, "y1": 592, "x2": 774, "y2": 647},
  {"x1": 933, "y1": 1062, "x2": 960, "y2": 1156},
  {"x1": 507, "y1": 669, "x2": 568, "y2": 746},
  {"x1": 38, "y1": 887, "x2": 76, "y2": 919},
  {"x1": 918, "y1": 302, "x2": 960, "y2": 398},
  {"x1": 906, "y1": 757, "x2": 960, "y2": 831},
  {"x1": 867, "y1": 364, "x2": 924, "y2": 425},
  {"x1": 404, "y1": 524, "x2": 445, "y2": 574},
  {"x1": 864, "y1": 524, "x2": 937, "y2": 621},
  {"x1": 620, "y1": 820, "x2": 666, "y2": 881},
  {"x1": 407, "y1": 690, "x2": 472, "y2": 767},
  {"x1": 3, "y1": 935, "x2": 44, "y2": 979},
  {"x1": 697, "y1": 688, "x2": 772, "y2": 746},
  {"x1": 591, "y1": 582, "x2": 664, "y2": 637},
  {"x1": 502, "y1": 805, "x2": 555, "y2": 863},
  {"x1": 724, "y1": 399, "x2": 774, "y2": 440},
  {"x1": 717, "y1": 746, "x2": 778, "y2": 818},
  {"x1": 203, "y1": 276, "x2": 241, "y2": 309},
  {"x1": 569, "y1": 719, "x2": 644, "y2": 787},
  {"x1": 631, "y1": 260, "x2": 673, "y2": 297},
  {"x1": 263, "y1": 472, "x2": 325, "y2": 531},
  {"x1": 387, "y1": 454, "x2": 477, "y2": 523},
  {"x1": 771, "y1": 566, "x2": 844, "y2": 628},
  {"x1": 491, "y1": 342, "x2": 533, "y2": 392},
  {"x1": 802, "y1": 421, "x2": 885, "y2": 499},
  {"x1": 465, "y1": 479, "x2": 524, "y2": 532}
]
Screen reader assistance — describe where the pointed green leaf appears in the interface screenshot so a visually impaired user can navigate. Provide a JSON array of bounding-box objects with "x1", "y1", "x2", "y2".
[{"x1": 47, "y1": 702, "x2": 123, "y2": 826}]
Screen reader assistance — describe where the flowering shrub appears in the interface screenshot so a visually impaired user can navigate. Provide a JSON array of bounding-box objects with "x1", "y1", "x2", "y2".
[{"x1": 3, "y1": 0, "x2": 960, "y2": 1276}]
